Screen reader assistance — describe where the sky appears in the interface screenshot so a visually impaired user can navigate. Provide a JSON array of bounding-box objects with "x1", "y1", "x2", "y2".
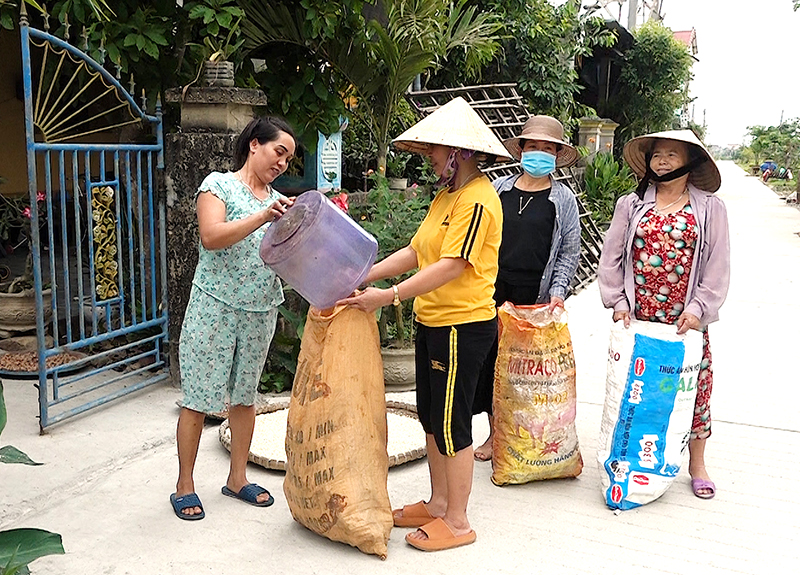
[
  {"x1": 658, "y1": 0, "x2": 800, "y2": 146},
  {"x1": 579, "y1": 0, "x2": 800, "y2": 146}
]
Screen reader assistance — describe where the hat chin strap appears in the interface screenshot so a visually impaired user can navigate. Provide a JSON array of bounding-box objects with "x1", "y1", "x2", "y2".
[{"x1": 636, "y1": 154, "x2": 707, "y2": 199}]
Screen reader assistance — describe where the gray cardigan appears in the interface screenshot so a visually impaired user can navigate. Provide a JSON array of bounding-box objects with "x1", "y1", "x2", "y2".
[
  {"x1": 492, "y1": 174, "x2": 581, "y2": 302},
  {"x1": 597, "y1": 183, "x2": 730, "y2": 326}
]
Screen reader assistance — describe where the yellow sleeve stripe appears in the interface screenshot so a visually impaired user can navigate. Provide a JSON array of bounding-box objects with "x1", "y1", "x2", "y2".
[
  {"x1": 460, "y1": 203, "x2": 484, "y2": 260},
  {"x1": 443, "y1": 326, "x2": 458, "y2": 456}
]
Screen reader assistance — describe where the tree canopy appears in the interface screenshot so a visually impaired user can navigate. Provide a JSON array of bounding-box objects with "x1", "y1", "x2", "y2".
[
  {"x1": 428, "y1": 0, "x2": 616, "y2": 127},
  {"x1": 1, "y1": 0, "x2": 249, "y2": 116},
  {"x1": 2, "y1": 0, "x2": 698, "y2": 173},
  {"x1": 238, "y1": 0, "x2": 502, "y2": 169},
  {"x1": 746, "y1": 120, "x2": 800, "y2": 168},
  {"x1": 605, "y1": 21, "x2": 693, "y2": 145}
]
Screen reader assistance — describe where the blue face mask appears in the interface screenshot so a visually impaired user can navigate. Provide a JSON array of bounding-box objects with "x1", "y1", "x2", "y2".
[{"x1": 521, "y1": 150, "x2": 557, "y2": 177}]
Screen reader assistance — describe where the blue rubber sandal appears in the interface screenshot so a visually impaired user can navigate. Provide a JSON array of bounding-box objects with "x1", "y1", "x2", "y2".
[
  {"x1": 221, "y1": 483, "x2": 274, "y2": 507},
  {"x1": 170, "y1": 492, "x2": 205, "y2": 520}
]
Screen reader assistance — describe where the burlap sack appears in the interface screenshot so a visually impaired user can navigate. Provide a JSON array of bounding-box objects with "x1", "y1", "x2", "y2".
[
  {"x1": 283, "y1": 306, "x2": 392, "y2": 558},
  {"x1": 491, "y1": 303, "x2": 583, "y2": 485}
]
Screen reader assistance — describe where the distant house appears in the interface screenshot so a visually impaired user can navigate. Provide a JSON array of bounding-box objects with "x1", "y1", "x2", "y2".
[{"x1": 673, "y1": 29, "x2": 699, "y2": 61}]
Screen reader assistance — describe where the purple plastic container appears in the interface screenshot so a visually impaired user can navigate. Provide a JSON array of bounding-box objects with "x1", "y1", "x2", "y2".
[{"x1": 259, "y1": 190, "x2": 378, "y2": 309}]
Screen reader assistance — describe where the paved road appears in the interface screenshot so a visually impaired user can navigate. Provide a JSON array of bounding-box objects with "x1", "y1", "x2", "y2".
[{"x1": 2, "y1": 161, "x2": 799, "y2": 574}]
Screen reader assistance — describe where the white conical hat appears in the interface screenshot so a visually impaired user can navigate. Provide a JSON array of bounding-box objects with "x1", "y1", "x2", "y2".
[{"x1": 392, "y1": 97, "x2": 512, "y2": 161}]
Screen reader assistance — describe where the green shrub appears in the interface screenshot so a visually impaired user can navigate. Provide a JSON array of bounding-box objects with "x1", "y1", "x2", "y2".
[
  {"x1": 259, "y1": 298, "x2": 308, "y2": 394},
  {"x1": 350, "y1": 174, "x2": 431, "y2": 347},
  {"x1": 583, "y1": 152, "x2": 636, "y2": 223}
]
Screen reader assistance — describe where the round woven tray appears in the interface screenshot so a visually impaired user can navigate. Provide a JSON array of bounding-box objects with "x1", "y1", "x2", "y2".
[{"x1": 218, "y1": 399, "x2": 427, "y2": 471}]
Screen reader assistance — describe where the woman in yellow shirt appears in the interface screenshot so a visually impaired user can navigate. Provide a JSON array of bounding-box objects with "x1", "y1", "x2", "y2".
[{"x1": 339, "y1": 97, "x2": 510, "y2": 552}]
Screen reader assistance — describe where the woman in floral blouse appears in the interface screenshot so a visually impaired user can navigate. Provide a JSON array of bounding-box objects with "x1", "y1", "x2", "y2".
[
  {"x1": 170, "y1": 117, "x2": 296, "y2": 520},
  {"x1": 598, "y1": 129, "x2": 730, "y2": 500}
]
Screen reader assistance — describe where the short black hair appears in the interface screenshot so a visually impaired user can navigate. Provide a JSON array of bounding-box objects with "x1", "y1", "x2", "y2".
[{"x1": 234, "y1": 116, "x2": 297, "y2": 170}]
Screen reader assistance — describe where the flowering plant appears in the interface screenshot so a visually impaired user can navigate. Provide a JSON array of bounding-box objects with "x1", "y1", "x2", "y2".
[
  {"x1": 0, "y1": 189, "x2": 46, "y2": 293},
  {"x1": 328, "y1": 191, "x2": 349, "y2": 213}
]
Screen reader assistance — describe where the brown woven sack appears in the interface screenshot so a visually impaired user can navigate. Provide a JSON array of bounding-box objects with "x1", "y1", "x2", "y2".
[
  {"x1": 491, "y1": 303, "x2": 583, "y2": 485},
  {"x1": 283, "y1": 306, "x2": 392, "y2": 558}
]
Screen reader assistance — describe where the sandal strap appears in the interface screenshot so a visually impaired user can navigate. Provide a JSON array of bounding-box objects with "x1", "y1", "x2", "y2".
[
  {"x1": 419, "y1": 517, "x2": 454, "y2": 539},
  {"x1": 239, "y1": 483, "x2": 269, "y2": 502},
  {"x1": 174, "y1": 493, "x2": 202, "y2": 510},
  {"x1": 403, "y1": 501, "x2": 432, "y2": 519}
]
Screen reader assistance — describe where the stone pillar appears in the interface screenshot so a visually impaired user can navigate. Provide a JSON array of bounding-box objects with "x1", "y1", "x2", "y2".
[
  {"x1": 599, "y1": 119, "x2": 619, "y2": 155},
  {"x1": 162, "y1": 87, "x2": 267, "y2": 385},
  {"x1": 578, "y1": 117, "x2": 604, "y2": 163},
  {"x1": 578, "y1": 117, "x2": 619, "y2": 165},
  {"x1": 170, "y1": 87, "x2": 268, "y2": 133}
]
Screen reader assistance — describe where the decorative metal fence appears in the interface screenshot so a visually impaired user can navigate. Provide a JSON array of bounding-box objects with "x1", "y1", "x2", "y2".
[{"x1": 16, "y1": 8, "x2": 168, "y2": 429}]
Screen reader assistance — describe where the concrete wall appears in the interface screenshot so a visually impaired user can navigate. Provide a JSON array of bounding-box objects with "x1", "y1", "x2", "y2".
[{"x1": 163, "y1": 132, "x2": 237, "y2": 385}]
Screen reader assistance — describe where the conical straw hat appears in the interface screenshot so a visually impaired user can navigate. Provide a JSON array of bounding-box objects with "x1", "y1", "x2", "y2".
[
  {"x1": 392, "y1": 97, "x2": 512, "y2": 161},
  {"x1": 623, "y1": 129, "x2": 721, "y2": 192}
]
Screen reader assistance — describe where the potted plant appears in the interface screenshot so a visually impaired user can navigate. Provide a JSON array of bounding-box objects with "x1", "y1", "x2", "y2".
[
  {"x1": 186, "y1": 0, "x2": 246, "y2": 87},
  {"x1": 351, "y1": 174, "x2": 430, "y2": 390},
  {"x1": 385, "y1": 150, "x2": 411, "y2": 191},
  {"x1": 0, "y1": 188, "x2": 52, "y2": 336}
]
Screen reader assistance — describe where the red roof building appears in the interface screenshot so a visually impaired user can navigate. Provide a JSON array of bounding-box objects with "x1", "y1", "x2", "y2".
[{"x1": 673, "y1": 28, "x2": 699, "y2": 60}]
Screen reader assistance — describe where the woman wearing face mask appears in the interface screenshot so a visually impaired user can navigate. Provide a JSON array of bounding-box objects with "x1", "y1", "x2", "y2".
[{"x1": 472, "y1": 115, "x2": 581, "y2": 462}]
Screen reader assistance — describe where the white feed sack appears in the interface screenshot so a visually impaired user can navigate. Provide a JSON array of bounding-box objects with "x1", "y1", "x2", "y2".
[{"x1": 598, "y1": 320, "x2": 703, "y2": 510}]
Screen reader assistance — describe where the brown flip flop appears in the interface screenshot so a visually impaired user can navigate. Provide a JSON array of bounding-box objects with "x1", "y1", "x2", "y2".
[
  {"x1": 392, "y1": 500, "x2": 434, "y2": 528},
  {"x1": 405, "y1": 517, "x2": 477, "y2": 552}
]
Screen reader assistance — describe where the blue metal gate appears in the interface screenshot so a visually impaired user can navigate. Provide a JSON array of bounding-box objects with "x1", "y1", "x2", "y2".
[{"x1": 18, "y1": 10, "x2": 168, "y2": 429}]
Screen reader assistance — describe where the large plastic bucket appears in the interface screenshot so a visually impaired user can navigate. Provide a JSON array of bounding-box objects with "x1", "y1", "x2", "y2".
[{"x1": 259, "y1": 190, "x2": 378, "y2": 309}]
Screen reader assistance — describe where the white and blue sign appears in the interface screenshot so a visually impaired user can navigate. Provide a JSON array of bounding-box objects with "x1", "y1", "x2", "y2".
[{"x1": 316, "y1": 129, "x2": 342, "y2": 191}]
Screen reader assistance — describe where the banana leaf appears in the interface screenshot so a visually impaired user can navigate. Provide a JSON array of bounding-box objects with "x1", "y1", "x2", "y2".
[
  {"x1": 0, "y1": 529, "x2": 64, "y2": 575},
  {"x1": 0, "y1": 383, "x2": 41, "y2": 466}
]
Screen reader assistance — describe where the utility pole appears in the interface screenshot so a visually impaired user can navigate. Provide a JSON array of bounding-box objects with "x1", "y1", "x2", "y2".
[
  {"x1": 650, "y1": 0, "x2": 663, "y2": 21},
  {"x1": 628, "y1": 0, "x2": 638, "y2": 30}
]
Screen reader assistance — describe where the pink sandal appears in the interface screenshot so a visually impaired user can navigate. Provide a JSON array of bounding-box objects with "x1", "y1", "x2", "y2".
[{"x1": 691, "y1": 478, "x2": 716, "y2": 499}]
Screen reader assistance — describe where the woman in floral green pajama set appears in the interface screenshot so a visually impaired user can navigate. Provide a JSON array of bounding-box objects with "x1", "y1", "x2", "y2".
[{"x1": 170, "y1": 117, "x2": 297, "y2": 520}]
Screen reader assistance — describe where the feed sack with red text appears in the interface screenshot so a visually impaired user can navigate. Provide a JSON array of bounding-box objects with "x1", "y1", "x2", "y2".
[
  {"x1": 492, "y1": 303, "x2": 583, "y2": 485},
  {"x1": 598, "y1": 319, "x2": 703, "y2": 510}
]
